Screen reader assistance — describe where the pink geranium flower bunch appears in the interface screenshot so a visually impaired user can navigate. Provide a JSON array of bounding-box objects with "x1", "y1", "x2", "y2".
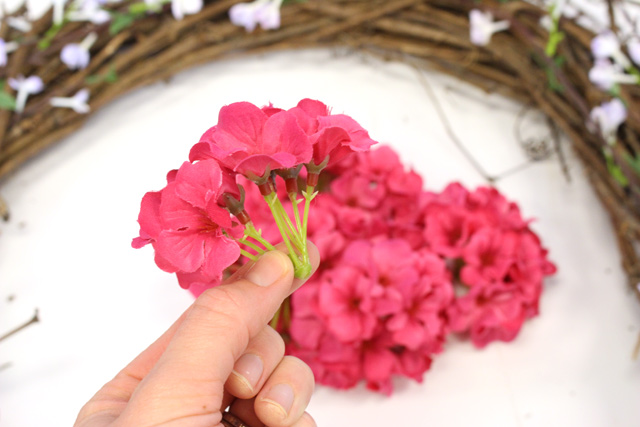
[
  {"x1": 239, "y1": 145, "x2": 555, "y2": 393},
  {"x1": 134, "y1": 102, "x2": 556, "y2": 394},
  {"x1": 287, "y1": 239, "x2": 453, "y2": 394},
  {"x1": 423, "y1": 184, "x2": 557, "y2": 348},
  {"x1": 133, "y1": 99, "x2": 376, "y2": 288}
]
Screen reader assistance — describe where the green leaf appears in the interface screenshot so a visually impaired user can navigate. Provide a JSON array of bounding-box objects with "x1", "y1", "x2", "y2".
[
  {"x1": 0, "y1": 91, "x2": 16, "y2": 111},
  {"x1": 129, "y1": 2, "x2": 149, "y2": 14},
  {"x1": 86, "y1": 66, "x2": 119, "y2": 85},
  {"x1": 605, "y1": 151, "x2": 629, "y2": 187},
  {"x1": 109, "y1": 12, "x2": 136, "y2": 35},
  {"x1": 104, "y1": 67, "x2": 118, "y2": 83},
  {"x1": 624, "y1": 152, "x2": 640, "y2": 176},
  {"x1": 38, "y1": 22, "x2": 64, "y2": 50},
  {"x1": 545, "y1": 31, "x2": 565, "y2": 57},
  {"x1": 545, "y1": 66, "x2": 564, "y2": 92}
]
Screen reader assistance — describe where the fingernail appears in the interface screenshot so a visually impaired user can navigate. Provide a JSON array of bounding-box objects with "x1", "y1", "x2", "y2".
[
  {"x1": 246, "y1": 251, "x2": 289, "y2": 287},
  {"x1": 262, "y1": 383, "x2": 294, "y2": 417},
  {"x1": 232, "y1": 353, "x2": 263, "y2": 392}
]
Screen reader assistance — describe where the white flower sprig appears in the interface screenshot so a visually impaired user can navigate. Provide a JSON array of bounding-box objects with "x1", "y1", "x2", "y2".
[
  {"x1": 171, "y1": 0, "x2": 203, "y2": 20},
  {"x1": 588, "y1": 30, "x2": 640, "y2": 92},
  {"x1": 591, "y1": 31, "x2": 630, "y2": 69},
  {"x1": 8, "y1": 75, "x2": 44, "y2": 113},
  {"x1": 589, "y1": 98, "x2": 627, "y2": 144},
  {"x1": 67, "y1": 0, "x2": 110, "y2": 24},
  {"x1": 50, "y1": 89, "x2": 90, "y2": 114},
  {"x1": 143, "y1": 0, "x2": 202, "y2": 20},
  {"x1": 7, "y1": 16, "x2": 32, "y2": 33},
  {"x1": 469, "y1": 9, "x2": 510, "y2": 46},
  {"x1": 229, "y1": 0, "x2": 284, "y2": 32},
  {"x1": 60, "y1": 32, "x2": 98, "y2": 70},
  {"x1": 0, "y1": 39, "x2": 20, "y2": 68},
  {"x1": 589, "y1": 59, "x2": 639, "y2": 91}
]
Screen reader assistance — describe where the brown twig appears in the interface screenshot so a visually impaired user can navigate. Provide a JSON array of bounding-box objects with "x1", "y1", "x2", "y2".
[{"x1": 0, "y1": 309, "x2": 39, "y2": 342}]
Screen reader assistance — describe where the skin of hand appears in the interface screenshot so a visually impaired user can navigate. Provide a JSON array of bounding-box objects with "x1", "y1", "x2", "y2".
[{"x1": 75, "y1": 243, "x2": 320, "y2": 427}]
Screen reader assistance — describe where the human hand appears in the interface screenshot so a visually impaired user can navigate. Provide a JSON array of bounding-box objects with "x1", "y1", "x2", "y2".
[{"x1": 75, "y1": 244, "x2": 320, "y2": 427}]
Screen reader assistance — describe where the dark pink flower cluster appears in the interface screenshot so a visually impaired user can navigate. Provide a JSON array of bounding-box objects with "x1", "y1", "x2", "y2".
[
  {"x1": 287, "y1": 239, "x2": 453, "y2": 394},
  {"x1": 133, "y1": 99, "x2": 375, "y2": 291},
  {"x1": 243, "y1": 145, "x2": 556, "y2": 394},
  {"x1": 423, "y1": 183, "x2": 557, "y2": 348},
  {"x1": 132, "y1": 160, "x2": 244, "y2": 288}
]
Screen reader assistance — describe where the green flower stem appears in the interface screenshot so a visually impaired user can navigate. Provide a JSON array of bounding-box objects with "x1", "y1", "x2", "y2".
[
  {"x1": 302, "y1": 185, "x2": 316, "y2": 239},
  {"x1": 274, "y1": 197, "x2": 304, "y2": 249},
  {"x1": 244, "y1": 222, "x2": 276, "y2": 251},
  {"x1": 240, "y1": 249, "x2": 258, "y2": 261},
  {"x1": 288, "y1": 193, "x2": 309, "y2": 266},
  {"x1": 270, "y1": 305, "x2": 282, "y2": 329},
  {"x1": 239, "y1": 237, "x2": 266, "y2": 254},
  {"x1": 264, "y1": 192, "x2": 304, "y2": 274},
  {"x1": 283, "y1": 296, "x2": 291, "y2": 329}
]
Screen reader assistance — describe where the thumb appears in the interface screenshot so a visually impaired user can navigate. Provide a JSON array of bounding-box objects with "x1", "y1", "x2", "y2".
[{"x1": 119, "y1": 245, "x2": 318, "y2": 425}]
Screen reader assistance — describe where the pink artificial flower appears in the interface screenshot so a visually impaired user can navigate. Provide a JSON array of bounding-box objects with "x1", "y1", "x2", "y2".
[
  {"x1": 467, "y1": 290, "x2": 529, "y2": 348},
  {"x1": 289, "y1": 98, "x2": 376, "y2": 168},
  {"x1": 304, "y1": 195, "x2": 346, "y2": 261},
  {"x1": 435, "y1": 182, "x2": 470, "y2": 206},
  {"x1": 289, "y1": 330, "x2": 362, "y2": 390},
  {"x1": 361, "y1": 334, "x2": 397, "y2": 395},
  {"x1": 318, "y1": 265, "x2": 378, "y2": 342},
  {"x1": 387, "y1": 167, "x2": 423, "y2": 196},
  {"x1": 467, "y1": 186, "x2": 528, "y2": 231},
  {"x1": 357, "y1": 145, "x2": 402, "y2": 179},
  {"x1": 460, "y1": 228, "x2": 517, "y2": 285},
  {"x1": 132, "y1": 160, "x2": 243, "y2": 287},
  {"x1": 330, "y1": 172, "x2": 386, "y2": 209},
  {"x1": 385, "y1": 250, "x2": 452, "y2": 351},
  {"x1": 447, "y1": 273, "x2": 545, "y2": 348},
  {"x1": 192, "y1": 101, "x2": 312, "y2": 180},
  {"x1": 424, "y1": 204, "x2": 472, "y2": 258},
  {"x1": 330, "y1": 201, "x2": 388, "y2": 239},
  {"x1": 341, "y1": 239, "x2": 418, "y2": 317},
  {"x1": 507, "y1": 231, "x2": 556, "y2": 297},
  {"x1": 396, "y1": 346, "x2": 433, "y2": 383}
]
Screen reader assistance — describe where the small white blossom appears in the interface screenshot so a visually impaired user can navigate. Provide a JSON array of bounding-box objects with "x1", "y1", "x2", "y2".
[
  {"x1": 540, "y1": 15, "x2": 553, "y2": 32},
  {"x1": 550, "y1": 0, "x2": 566, "y2": 20},
  {"x1": 25, "y1": 0, "x2": 67, "y2": 23},
  {"x1": 628, "y1": 38, "x2": 640, "y2": 66},
  {"x1": 60, "y1": 32, "x2": 97, "y2": 70},
  {"x1": 171, "y1": 0, "x2": 203, "y2": 20},
  {"x1": 229, "y1": 0, "x2": 283, "y2": 32},
  {"x1": 591, "y1": 30, "x2": 630, "y2": 69},
  {"x1": 144, "y1": 0, "x2": 163, "y2": 12},
  {"x1": 589, "y1": 59, "x2": 638, "y2": 91},
  {"x1": 67, "y1": 0, "x2": 110, "y2": 24},
  {"x1": 7, "y1": 16, "x2": 32, "y2": 32},
  {"x1": 469, "y1": 9, "x2": 510, "y2": 46},
  {"x1": 8, "y1": 75, "x2": 44, "y2": 113},
  {"x1": 0, "y1": 39, "x2": 19, "y2": 68},
  {"x1": 3, "y1": 0, "x2": 26, "y2": 15},
  {"x1": 50, "y1": 88, "x2": 90, "y2": 114},
  {"x1": 589, "y1": 98, "x2": 627, "y2": 143}
]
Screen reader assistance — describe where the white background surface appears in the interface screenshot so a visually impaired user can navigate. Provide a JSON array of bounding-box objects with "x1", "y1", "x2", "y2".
[{"x1": 0, "y1": 45, "x2": 639, "y2": 426}]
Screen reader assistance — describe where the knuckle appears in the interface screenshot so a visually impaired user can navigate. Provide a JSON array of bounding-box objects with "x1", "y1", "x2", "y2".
[
  {"x1": 262, "y1": 325, "x2": 286, "y2": 356},
  {"x1": 282, "y1": 356, "x2": 315, "y2": 387}
]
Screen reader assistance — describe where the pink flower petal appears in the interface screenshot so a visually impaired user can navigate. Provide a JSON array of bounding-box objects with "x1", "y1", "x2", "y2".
[
  {"x1": 156, "y1": 229, "x2": 205, "y2": 273},
  {"x1": 174, "y1": 160, "x2": 223, "y2": 210},
  {"x1": 200, "y1": 234, "x2": 241, "y2": 279}
]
